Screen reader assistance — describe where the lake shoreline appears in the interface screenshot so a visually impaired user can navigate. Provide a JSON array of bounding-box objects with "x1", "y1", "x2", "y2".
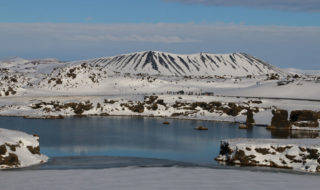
[{"x1": 0, "y1": 113, "x2": 268, "y2": 127}]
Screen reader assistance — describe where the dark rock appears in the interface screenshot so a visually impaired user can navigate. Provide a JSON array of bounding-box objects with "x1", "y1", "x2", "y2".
[
  {"x1": 249, "y1": 100, "x2": 262, "y2": 104},
  {"x1": 306, "y1": 149, "x2": 319, "y2": 160},
  {"x1": 156, "y1": 99, "x2": 166, "y2": 106},
  {"x1": 194, "y1": 126, "x2": 208, "y2": 130},
  {"x1": 56, "y1": 78, "x2": 63, "y2": 84},
  {"x1": 255, "y1": 148, "x2": 271, "y2": 155},
  {"x1": 221, "y1": 103, "x2": 244, "y2": 117},
  {"x1": 0, "y1": 153, "x2": 20, "y2": 166},
  {"x1": 63, "y1": 101, "x2": 93, "y2": 115},
  {"x1": 27, "y1": 146, "x2": 41, "y2": 155},
  {"x1": 5, "y1": 143, "x2": 18, "y2": 151},
  {"x1": 239, "y1": 124, "x2": 248, "y2": 129},
  {"x1": 44, "y1": 115, "x2": 64, "y2": 119},
  {"x1": 209, "y1": 101, "x2": 222, "y2": 107},
  {"x1": 0, "y1": 144, "x2": 7, "y2": 155},
  {"x1": 290, "y1": 110, "x2": 319, "y2": 128},
  {"x1": 270, "y1": 109, "x2": 291, "y2": 129},
  {"x1": 271, "y1": 146, "x2": 292, "y2": 153},
  {"x1": 150, "y1": 103, "x2": 158, "y2": 110},
  {"x1": 104, "y1": 99, "x2": 116, "y2": 104},
  {"x1": 144, "y1": 96, "x2": 158, "y2": 104},
  {"x1": 290, "y1": 110, "x2": 318, "y2": 122},
  {"x1": 121, "y1": 102, "x2": 145, "y2": 113},
  {"x1": 232, "y1": 150, "x2": 258, "y2": 166},
  {"x1": 246, "y1": 109, "x2": 255, "y2": 127},
  {"x1": 171, "y1": 112, "x2": 184, "y2": 117},
  {"x1": 218, "y1": 142, "x2": 232, "y2": 156}
]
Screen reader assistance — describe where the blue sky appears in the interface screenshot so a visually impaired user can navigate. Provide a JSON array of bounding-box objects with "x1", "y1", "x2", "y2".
[
  {"x1": 0, "y1": 0, "x2": 319, "y2": 69},
  {"x1": 1, "y1": 0, "x2": 320, "y2": 26}
]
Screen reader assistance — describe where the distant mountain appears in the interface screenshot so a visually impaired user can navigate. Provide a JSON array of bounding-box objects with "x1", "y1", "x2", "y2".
[
  {"x1": 284, "y1": 68, "x2": 320, "y2": 76},
  {"x1": 78, "y1": 51, "x2": 284, "y2": 76},
  {"x1": 0, "y1": 51, "x2": 288, "y2": 95}
]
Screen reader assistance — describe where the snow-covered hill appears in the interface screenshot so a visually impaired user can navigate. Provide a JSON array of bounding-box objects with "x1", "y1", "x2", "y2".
[
  {"x1": 0, "y1": 57, "x2": 67, "y2": 96},
  {"x1": 81, "y1": 51, "x2": 284, "y2": 77},
  {"x1": 2, "y1": 51, "x2": 317, "y2": 97}
]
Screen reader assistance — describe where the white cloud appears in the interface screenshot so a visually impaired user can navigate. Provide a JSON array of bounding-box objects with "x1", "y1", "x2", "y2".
[
  {"x1": 58, "y1": 34, "x2": 197, "y2": 43},
  {"x1": 165, "y1": 0, "x2": 320, "y2": 12},
  {"x1": 0, "y1": 23, "x2": 197, "y2": 44},
  {"x1": 0, "y1": 23, "x2": 319, "y2": 69}
]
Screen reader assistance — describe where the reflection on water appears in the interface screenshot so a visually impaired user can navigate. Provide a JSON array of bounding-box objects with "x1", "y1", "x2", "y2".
[
  {"x1": 21, "y1": 156, "x2": 203, "y2": 170},
  {"x1": 269, "y1": 128, "x2": 319, "y2": 138},
  {"x1": 0, "y1": 116, "x2": 318, "y2": 168}
]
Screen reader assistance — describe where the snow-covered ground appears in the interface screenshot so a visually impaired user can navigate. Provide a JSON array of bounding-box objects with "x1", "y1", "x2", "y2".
[
  {"x1": 0, "y1": 167, "x2": 319, "y2": 190},
  {"x1": 0, "y1": 94, "x2": 319, "y2": 128},
  {"x1": 0, "y1": 128, "x2": 48, "y2": 169}
]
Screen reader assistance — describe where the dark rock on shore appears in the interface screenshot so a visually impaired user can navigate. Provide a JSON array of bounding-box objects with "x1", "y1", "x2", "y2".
[
  {"x1": 269, "y1": 109, "x2": 291, "y2": 129},
  {"x1": 290, "y1": 110, "x2": 319, "y2": 128},
  {"x1": 246, "y1": 109, "x2": 255, "y2": 128}
]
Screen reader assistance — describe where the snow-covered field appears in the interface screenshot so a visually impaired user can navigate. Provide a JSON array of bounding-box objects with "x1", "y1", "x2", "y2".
[
  {"x1": 0, "y1": 94, "x2": 319, "y2": 128},
  {"x1": 0, "y1": 167, "x2": 319, "y2": 190}
]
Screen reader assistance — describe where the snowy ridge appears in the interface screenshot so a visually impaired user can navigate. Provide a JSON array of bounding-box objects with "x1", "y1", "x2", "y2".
[
  {"x1": 79, "y1": 51, "x2": 284, "y2": 76},
  {"x1": 38, "y1": 62, "x2": 109, "y2": 90},
  {"x1": 0, "y1": 57, "x2": 68, "y2": 96}
]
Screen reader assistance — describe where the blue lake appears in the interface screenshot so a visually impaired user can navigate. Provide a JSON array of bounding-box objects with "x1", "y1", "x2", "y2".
[{"x1": 0, "y1": 116, "x2": 313, "y2": 170}]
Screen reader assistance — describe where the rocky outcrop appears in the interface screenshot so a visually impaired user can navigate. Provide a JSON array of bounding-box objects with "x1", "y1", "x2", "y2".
[
  {"x1": 269, "y1": 109, "x2": 291, "y2": 129},
  {"x1": 215, "y1": 139, "x2": 320, "y2": 173},
  {"x1": 290, "y1": 110, "x2": 319, "y2": 128},
  {"x1": 246, "y1": 109, "x2": 255, "y2": 128}
]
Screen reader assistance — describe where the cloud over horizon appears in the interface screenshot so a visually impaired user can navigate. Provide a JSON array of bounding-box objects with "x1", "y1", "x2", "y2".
[
  {"x1": 165, "y1": 0, "x2": 320, "y2": 12},
  {"x1": 0, "y1": 23, "x2": 319, "y2": 69}
]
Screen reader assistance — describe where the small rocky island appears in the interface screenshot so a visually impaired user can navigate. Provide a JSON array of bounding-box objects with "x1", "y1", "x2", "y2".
[
  {"x1": 0, "y1": 128, "x2": 48, "y2": 169},
  {"x1": 216, "y1": 139, "x2": 320, "y2": 173}
]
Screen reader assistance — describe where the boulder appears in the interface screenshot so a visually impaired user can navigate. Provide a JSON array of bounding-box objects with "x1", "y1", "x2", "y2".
[
  {"x1": 246, "y1": 109, "x2": 255, "y2": 128},
  {"x1": 290, "y1": 110, "x2": 319, "y2": 128},
  {"x1": 270, "y1": 109, "x2": 291, "y2": 129},
  {"x1": 239, "y1": 124, "x2": 248, "y2": 129},
  {"x1": 194, "y1": 126, "x2": 208, "y2": 131}
]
